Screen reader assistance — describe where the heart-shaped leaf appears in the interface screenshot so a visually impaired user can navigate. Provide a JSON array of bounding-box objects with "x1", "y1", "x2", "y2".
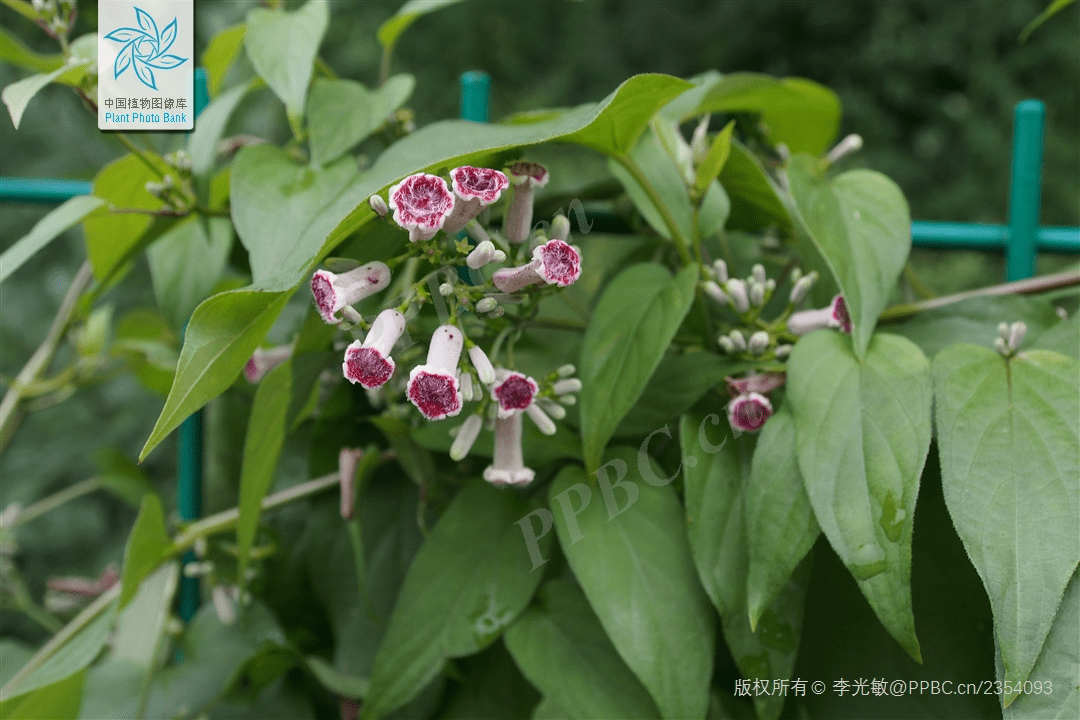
[{"x1": 308, "y1": 75, "x2": 415, "y2": 166}]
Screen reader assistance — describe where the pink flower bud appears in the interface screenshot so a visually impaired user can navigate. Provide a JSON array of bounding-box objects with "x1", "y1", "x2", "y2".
[
  {"x1": 388, "y1": 173, "x2": 455, "y2": 242},
  {"x1": 407, "y1": 325, "x2": 464, "y2": 420},
  {"x1": 442, "y1": 166, "x2": 509, "y2": 235},
  {"x1": 450, "y1": 414, "x2": 483, "y2": 461},
  {"x1": 311, "y1": 262, "x2": 392, "y2": 324},
  {"x1": 503, "y1": 161, "x2": 550, "y2": 244},
  {"x1": 244, "y1": 344, "x2": 292, "y2": 383},
  {"x1": 343, "y1": 309, "x2": 406, "y2": 389},
  {"x1": 727, "y1": 392, "x2": 773, "y2": 433},
  {"x1": 483, "y1": 412, "x2": 535, "y2": 486},
  {"x1": 491, "y1": 370, "x2": 538, "y2": 418}
]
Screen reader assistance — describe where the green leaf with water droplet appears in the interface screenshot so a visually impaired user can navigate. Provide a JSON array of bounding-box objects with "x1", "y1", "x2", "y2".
[
  {"x1": 934, "y1": 345, "x2": 1079, "y2": 706},
  {"x1": 363, "y1": 482, "x2": 549, "y2": 719},
  {"x1": 787, "y1": 331, "x2": 932, "y2": 662}
]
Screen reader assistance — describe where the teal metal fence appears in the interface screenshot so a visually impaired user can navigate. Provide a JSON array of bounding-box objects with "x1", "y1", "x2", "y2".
[{"x1": 2, "y1": 74, "x2": 1077, "y2": 624}]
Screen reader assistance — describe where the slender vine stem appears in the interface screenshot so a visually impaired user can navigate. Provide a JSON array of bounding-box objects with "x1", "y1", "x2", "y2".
[
  {"x1": 0, "y1": 262, "x2": 93, "y2": 454},
  {"x1": 612, "y1": 155, "x2": 693, "y2": 265},
  {"x1": 14, "y1": 478, "x2": 101, "y2": 528},
  {"x1": 113, "y1": 133, "x2": 164, "y2": 179}
]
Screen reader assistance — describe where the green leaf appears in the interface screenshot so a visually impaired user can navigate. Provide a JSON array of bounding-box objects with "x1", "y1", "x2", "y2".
[
  {"x1": 304, "y1": 656, "x2": 369, "y2": 698},
  {"x1": 230, "y1": 145, "x2": 360, "y2": 292},
  {"x1": 787, "y1": 155, "x2": 911, "y2": 358},
  {"x1": 693, "y1": 119, "x2": 735, "y2": 196},
  {"x1": 0, "y1": 671, "x2": 83, "y2": 720},
  {"x1": 679, "y1": 411, "x2": 813, "y2": 720},
  {"x1": 549, "y1": 448, "x2": 714, "y2": 720},
  {"x1": 82, "y1": 154, "x2": 168, "y2": 282},
  {"x1": 236, "y1": 361, "x2": 292, "y2": 583},
  {"x1": 1020, "y1": 0, "x2": 1076, "y2": 42},
  {"x1": 377, "y1": 0, "x2": 463, "y2": 57},
  {"x1": 1, "y1": 65, "x2": 67, "y2": 129},
  {"x1": 0, "y1": 26, "x2": 63, "y2": 73},
  {"x1": 370, "y1": 416, "x2": 436, "y2": 486},
  {"x1": 0, "y1": 195, "x2": 103, "y2": 284},
  {"x1": 1033, "y1": 311, "x2": 1080, "y2": 359},
  {"x1": 5, "y1": 605, "x2": 116, "y2": 700},
  {"x1": 696, "y1": 179, "x2": 730, "y2": 239},
  {"x1": 608, "y1": 129, "x2": 694, "y2": 242},
  {"x1": 245, "y1": 0, "x2": 328, "y2": 132},
  {"x1": 201, "y1": 23, "x2": 247, "y2": 96},
  {"x1": 933, "y1": 345, "x2": 1079, "y2": 704},
  {"x1": 363, "y1": 482, "x2": 549, "y2": 718},
  {"x1": 787, "y1": 331, "x2": 932, "y2": 662},
  {"x1": 112, "y1": 562, "x2": 179, "y2": 713},
  {"x1": 614, "y1": 351, "x2": 727, "y2": 438},
  {"x1": 187, "y1": 81, "x2": 250, "y2": 180},
  {"x1": 579, "y1": 263, "x2": 698, "y2": 472},
  {"x1": 308, "y1": 75, "x2": 415, "y2": 166},
  {"x1": 120, "y1": 495, "x2": 173, "y2": 607},
  {"x1": 745, "y1": 405, "x2": 819, "y2": 627},
  {"x1": 139, "y1": 288, "x2": 292, "y2": 460},
  {"x1": 719, "y1": 139, "x2": 790, "y2": 233},
  {"x1": 667, "y1": 73, "x2": 841, "y2": 155},
  {"x1": 1001, "y1": 568, "x2": 1079, "y2": 719},
  {"x1": 146, "y1": 217, "x2": 232, "y2": 330},
  {"x1": 504, "y1": 579, "x2": 662, "y2": 720},
  {"x1": 438, "y1": 641, "x2": 539, "y2": 720},
  {"x1": 92, "y1": 448, "x2": 155, "y2": 506},
  {"x1": 0, "y1": 0, "x2": 40, "y2": 22}
]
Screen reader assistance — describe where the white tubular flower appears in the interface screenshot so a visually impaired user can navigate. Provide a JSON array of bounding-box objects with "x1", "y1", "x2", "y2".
[
  {"x1": 537, "y1": 397, "x2": 566, "y2": 420},
  {"x1": 491, "y1": 370, "x2": 539, "y2": 418},
  {"x1": 467, "y1": 240, "x2": 502, "y2": 269},
  {"x1": 443, "y1": 166, "x2": 509, "y2": 235},
  {"x1": 407, "y1": 325, "x2": 465, "y2": 420},
  {"x1": 552, "y1": 378, "x2": 582, "y2": 395},
  {"x1": 244, "y1": 344, "x2": 292, "y2": 383},
  {"x1": 343, "y1": 309, "x2": 406, "y2": 389},
  {"x1": 726, "y1": 279, "x2": 750, "y2": 313},
  {"x1": 450, "y1": 414, "x2": 483, "y2": 461},
  {"x1": 311, "y1": 262, "x2": 392, "y2": 324},
  {"x1": 787, "y1": 294, "x2": 852, "y2": 336},
  {"x1": 502, "y1": 161, "x2": 550, "y2": 244},
  {"x1": 368, "y1": 194, "x2": 388, "y2": 217},
  {"x1": 339, "y1": 447, "x2": 363, "y2": 520},
  {"x1": 492, "y1": 239, "x2": 581, "y2": 293},
  {"x1": 468, "y1": 345, "x2": 496, "y2": 385},
  {"x1": 483, "y1": 412, "x2": 535, "y2": 486},
  {"x1": 703, "y1": 281, "x2": 730, "y2": 307},
  {"x1": 388, "y1": 173, "x2": 455, "y2": 242},
  {"x1": 728, "y1": 392, "x2": 773, "y2": 433},
  {"x1": 525, "y1": 403, "x2": 556, "y2": 435}
]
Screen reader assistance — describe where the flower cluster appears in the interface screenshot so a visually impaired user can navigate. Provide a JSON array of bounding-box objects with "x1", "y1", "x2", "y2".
[
  {"x1": 243, "y1": 161, "x2": 583, "y2": 491},
  {"x1": 703, "y1": 260, "x2": 854, "y2": 433}
]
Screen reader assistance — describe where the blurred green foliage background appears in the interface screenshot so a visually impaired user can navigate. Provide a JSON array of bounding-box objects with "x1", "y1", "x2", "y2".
[{"x1": 0, "y1": 0, "x2": 1076, "y2": 649}]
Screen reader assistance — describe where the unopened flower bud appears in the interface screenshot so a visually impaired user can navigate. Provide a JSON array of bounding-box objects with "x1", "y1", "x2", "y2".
[
  {"x1": 826, "y1": 134, "x2": 864, "y2": 165},
  {"x1": 558, "y1": 394, "x2": 577, "y2": 405},
  {"x1": 726, "y1": 279, "x2": 750, "y2": 313},
  {"x1": 466, "y1": 240, "x2": 501, "y2": 269},
  {"x1": 789, "y1": 273, "x2": 816, "y2": 305},
  {"x1": 1007, "y1": 321, "x2": 1027, "y2": 351},
  {"x1": 468, "y1": 345, "x2": 496, "y2": 386},
  {"x1": 487, "y1": 306, "x2": 505, "y2": 318},
  {"x1": 553, "y1": 378, "x2": 582, "y2": 395},
  {"x1": 713, "y1": 259, "x2": 729, "y2": 284},
  {"x1": 749, "y1": 280, "x2": 766, "y2": 307},
  {"x1": 460, "y1": 372, "x2": 475, "y2": 402},
  {"x1": 729, "y1": 330, "x2": 747, "y2": 352},
  {"x1": 748, "y1": 331, "x2": 770, "y2": 355},
  {"x1": 369, "y1": 194, "x2": 388, "y2": 217},
  {"x1": 556, "y1": 364, "x2": 576, "y2": 377},
  {"x1": 790, "y1": 268, "x2": 803, "y2": 285},
  {"x1": 438, "y1": 282, "x2": 454, "y2": 297},
  {"x1": 450, "y1": 414, "x2": 483, "y2": 461},
  {"x1": 476, "y1": 297, "x2": 498, "y2": 313},
  {"x1": 493, "y1": 250, "x2": 507, "y2": 263},
  {"x1": 751, "y1": 264, "x2": 766, "y2": 285},
  {"x1": 997, "y1": 322, "x2": 1010, "y2": 340},
  {"x1": 994, "y1": 337, "x2": 1010, "y2": 356},
  {"x1": 775, "y1": 344, "x2": 793, "y2": 360},
  {"x1": 765, "y1": 278, "x2": 776, "y2": 293},
  {"x1": 550, "y1": 214, "x2": 571, "y2": 242},
  {"x1": 537, "y1": 397, "x2": 567, "y2": 420},
  {"x1": 718, "y1": 336, "x2": 736, "y2": 353},
  {"x1": 703, "y1": 281, "x2": 730, "y2": 307}
]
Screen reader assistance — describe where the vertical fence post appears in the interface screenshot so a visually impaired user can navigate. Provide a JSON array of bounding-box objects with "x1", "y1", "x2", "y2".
[
  {"x1": 1006, "y1": 99, "x2": 1045, "y2": 281},
  {"x1": 176, "y1": 68, "x2": 209, "y2": 624}
]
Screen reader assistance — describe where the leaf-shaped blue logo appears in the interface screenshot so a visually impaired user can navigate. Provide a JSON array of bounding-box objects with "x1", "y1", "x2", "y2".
[{"x1": 103, "y1": 6, "x2": 188, "y2": 91}]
